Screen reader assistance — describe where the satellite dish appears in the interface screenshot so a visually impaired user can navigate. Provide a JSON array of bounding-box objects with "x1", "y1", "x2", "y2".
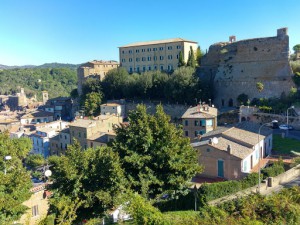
[
  {"x1": 44, "y1": 170, "x2": 52, "y2": 177},
  {"x1": 212, "y1": 137, "x2": 219, "y2": 145}
]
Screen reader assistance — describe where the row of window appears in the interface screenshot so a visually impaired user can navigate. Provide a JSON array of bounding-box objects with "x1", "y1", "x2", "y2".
[
  {"x1": 184, "y1": 119, "x2": 213, "y2": 127},
  {"x1": 129, "y1": 65, "x2": 173, "y2": 73},
  {"x1": 121, "y1": 55, "x2": 178, "y2": 63},
  {"x1": 122, "y1": 45, "x2": 181, "y2": 54},
  {"x1": 71, "y1": 130, "x2": 87, "y2": 138},
  {"x1": 184, "y1": 130, "x2": 205, "y2": 137}
]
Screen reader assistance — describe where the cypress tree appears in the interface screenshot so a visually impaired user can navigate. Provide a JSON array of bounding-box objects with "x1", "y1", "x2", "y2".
[{"x1": 178, "y1": 51, "x2": 186, "y2": 67}]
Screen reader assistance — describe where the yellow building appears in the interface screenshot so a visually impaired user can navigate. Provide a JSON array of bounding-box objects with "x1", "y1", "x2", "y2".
[
  {"x1": 69, "y1": 115, "x2": 122, "y2": 149},
  {"x1": 119, "y1": 38, "x2": 198, "y2": 73},
  {"x1": 77, "y1": 60, "x2": 119, "y2": 95}
]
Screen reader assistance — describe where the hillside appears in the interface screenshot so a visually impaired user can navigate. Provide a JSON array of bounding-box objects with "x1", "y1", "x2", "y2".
[
  {"x1": 0, "y1": 62, "x2": 79, "y2": 70},
  {"x1": 0, "y1": 67, "x2": 77, "y2": 100}
]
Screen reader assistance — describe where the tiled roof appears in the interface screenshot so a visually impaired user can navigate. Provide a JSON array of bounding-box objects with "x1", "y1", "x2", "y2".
[
  {"x1": 119, "y1": 38, "x2": 197, "y2": 48},
  {"x1": 69, "y1": 119, "x2": 97, "y2": 128},
  {"x1": 181, "y1": 105, "x2": 218, "y2": 119}
]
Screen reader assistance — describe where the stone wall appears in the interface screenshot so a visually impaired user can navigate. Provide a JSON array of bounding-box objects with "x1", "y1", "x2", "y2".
[{"x1": 200, "y1": 28, "x2": 295, "y2": 108}]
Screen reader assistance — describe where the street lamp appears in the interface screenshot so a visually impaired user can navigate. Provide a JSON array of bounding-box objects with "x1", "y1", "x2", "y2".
[
  {"x1": 4, "y1": 155, "x2": 12, "y2": 175},
  {"x1": 257, "y1": 120, "x2": 278, "y2": 193},
  {"x1": 287, "y1": 106, "x2": 294, "y2": 136}
]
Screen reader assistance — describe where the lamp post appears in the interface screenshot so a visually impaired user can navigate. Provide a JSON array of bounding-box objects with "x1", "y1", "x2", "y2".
[
  {"x1": 257, "y1": 120, "x2": 278, "y2": 193},
  {"x1": 287, "y1": 106, "x2": 294, "y2": 137},
  {"x1": 4, "y1": 155, "x2": 12, "y2": 175}
]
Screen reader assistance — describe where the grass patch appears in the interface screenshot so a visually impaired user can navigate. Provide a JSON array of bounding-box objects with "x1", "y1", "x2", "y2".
[{"x1": 273, "y1": 134, "x2": 300, "y2": 154}]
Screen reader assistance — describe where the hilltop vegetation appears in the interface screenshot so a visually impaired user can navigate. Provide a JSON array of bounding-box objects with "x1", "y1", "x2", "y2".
[{"x1": 0, "y1": 67, "x2": 77, "y2": 100}]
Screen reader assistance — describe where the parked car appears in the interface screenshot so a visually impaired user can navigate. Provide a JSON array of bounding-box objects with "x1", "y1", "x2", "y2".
[{"x1": 279, "y1": 124, "x2": 293, "y2": 130}]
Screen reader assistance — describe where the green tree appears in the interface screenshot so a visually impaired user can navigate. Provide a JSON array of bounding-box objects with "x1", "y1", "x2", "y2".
[
  {"x1": 25, "y1": 154, "x2": 45, "y2": 169},
  {"x1": 237, "y1": 93, "x2": 249, "y2": 105},
  {"x1": 256, "y1": 82, "x2": 264, "y2": 93},
  {"x1": 293, "y1": 44, "x2": 300, "y2": 53},
  {"x1": 293, "y1": 72, "x2": 300, "y2": 87},
  {"x1": 48, "y1": 141, "x2": 126, "y2": 222},
  {"x1": 0, "y1": 133, "x2": 32, "y2": 224},
  {"x1": 84, "y1": 92, "x2": 102, "y2": 116},
  {"x1": 186, "y1": 47, "x2": 196, "y2": 68},
  {"x1": 196, "y1": 46, "x2": 203, "y2": 66},
  {"x1": 178, "y1": 51, "x2": 186, "y2": 67},
  {"x1": 112, "y1": 104, "x2": 202, "y2": 200}
]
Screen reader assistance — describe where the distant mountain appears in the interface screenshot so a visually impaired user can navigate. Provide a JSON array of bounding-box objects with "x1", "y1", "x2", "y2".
[
  {"x1": 0, "y1": 62, "x2": 79, "y2": 70},
  {"x1": 0, "y1": 64, "x2": 35, "y2": 69},
  {"x1": 36, "y1": 63, "x2": 79, "y2": 70}
]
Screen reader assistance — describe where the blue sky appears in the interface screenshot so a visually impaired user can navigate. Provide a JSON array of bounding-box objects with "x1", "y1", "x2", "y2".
[{"x1": 0, "y1": 0, "x2": 299, "y2": 66}]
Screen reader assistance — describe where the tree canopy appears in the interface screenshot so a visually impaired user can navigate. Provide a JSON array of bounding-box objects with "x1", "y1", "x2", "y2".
[
  {"x1": 0, "y1": 132, "x2": 32, "y2": 224},
  {"x1": 112, "y1": 104, "x2": 202, "y2": 200},
  {"x1": 48, "y1": 141, "x2": 126, "y2": 223},
  {"x1": 0, "y1": 67, "x2": 77, "y2": 100},
  {"x1": 293, "y1": 44, "x2": 300, "y2": 53}
]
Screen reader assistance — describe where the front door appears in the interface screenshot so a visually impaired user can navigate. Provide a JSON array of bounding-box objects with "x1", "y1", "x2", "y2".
[{"x1": 217, "y1": 160, "x2": 224, "y2": 178}]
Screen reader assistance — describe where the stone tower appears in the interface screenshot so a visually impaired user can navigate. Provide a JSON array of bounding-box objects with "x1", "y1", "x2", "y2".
[{"x1": 42, "y1": 91, "x2": 49, "y2": 105}]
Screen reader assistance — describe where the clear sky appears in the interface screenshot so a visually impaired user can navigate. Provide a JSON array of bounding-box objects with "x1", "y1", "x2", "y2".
[{"x1": 0, "y1": 0, "x2": 299, "y2": 66}]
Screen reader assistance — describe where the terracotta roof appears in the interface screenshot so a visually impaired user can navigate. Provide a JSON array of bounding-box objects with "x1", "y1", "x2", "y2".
[
  {"x1": 181, "y1": 105, "x2": 218, "y2": 119},
  {"x1": 119, "y1": 38, "x2": 197, "y2": 48}
]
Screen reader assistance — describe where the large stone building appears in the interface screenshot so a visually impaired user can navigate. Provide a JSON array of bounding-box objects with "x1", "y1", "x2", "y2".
[
  {"x1": 77, "y1": 60, "x2": 119, "y2": 95},
  {"x1": 200, "y1": 28, "x2": 294, "y2": 108},
  {"x1": 119, "y1": 38, "x2": 198, "y2": 73}
]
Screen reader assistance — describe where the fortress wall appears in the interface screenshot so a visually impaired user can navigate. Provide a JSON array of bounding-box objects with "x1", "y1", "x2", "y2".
[{"x1": 201, "y1": 28, "x2": 294, "y2": 107}]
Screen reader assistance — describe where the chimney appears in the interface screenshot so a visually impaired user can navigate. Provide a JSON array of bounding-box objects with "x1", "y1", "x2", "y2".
[{"x1": 227, "y1": 145, "x2": 232, "y2": 154}]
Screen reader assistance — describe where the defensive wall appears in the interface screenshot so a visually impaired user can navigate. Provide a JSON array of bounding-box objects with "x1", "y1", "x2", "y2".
[{"x1": 200, "y1": 28, "x2": 295, "y2": 108}]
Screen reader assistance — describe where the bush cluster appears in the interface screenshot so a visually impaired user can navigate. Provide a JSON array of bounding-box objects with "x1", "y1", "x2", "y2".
[{"x1": 261, "y1": 159, "x2": 285, "y2": 178}]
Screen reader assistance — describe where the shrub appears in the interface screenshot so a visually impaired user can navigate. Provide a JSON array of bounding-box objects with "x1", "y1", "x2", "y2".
[{"x1": 261, "y1": 159, "x2": 285, "y2": 178}]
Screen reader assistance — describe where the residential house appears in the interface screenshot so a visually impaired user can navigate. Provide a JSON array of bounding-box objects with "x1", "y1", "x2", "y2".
[
  {"x1": 29, "y1": 120, "x2": 69, "y2": 157},
  {"x1": 69, "y1": 114, "x2": 122, "y2": 149},
  {"x1": 192, "y1": 122, "x2": 272, "y2": 180},
  {"x1": 21, "y1": 111, "x2": 54, "y2": 125},
  {"x1": 49, "y1": 128, "x2": 71, "y2": 155},
  {"x1": 181, "y1": 104, "x2": 218, "y2": 140},
  {"x1": 119, "y1": 38, "x2": 198, "y2": 73},
  {"x1": 87, "y1": 131, "x2": 116, "y2": 148},
  {"x1": 44, "y1": 96, "x2": 73, "y2": 120},
  {"x1": 100, "y1": 102, "x2": 126, "y2": 118}
]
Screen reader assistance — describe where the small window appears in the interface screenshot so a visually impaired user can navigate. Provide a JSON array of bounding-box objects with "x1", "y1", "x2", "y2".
[
  {"x1": 78, "y1": 132, "x2": 81, "y2": 138},
  {"x1": 184, "y1": 120, "x2": 188, "y2": 126},
  {"x1": 129, "y1": 50, "x2": 133, "y2": 54},
  {"x1": 154, "y1": 56, "x2": 157, "y2": 61},
  {"x1": 143, "y1": 66, "x2": 146, "y2": 72},
  {"x1": 142, "y1": 57, "x2": 146, "y2": 61},
  {"x1": 194, "y1": 120, "x2": 199, "y2": 126},
  {"x1": 122, "y1": 50, "x2": 125, "y2": 54},
  {"x1": 142, "y1": 49, "x2": 145, "y2": 52},
  {"x1": 177, "y1": 45, "x2": 181, "y2": 49},
  {"x1": 160, "y1": 65, "x2": 164, "y2": 70},
  {"x1": 159, "y1": 47, "x2": 164, "y2": 51},
  {"x1": 148, "y1": 56, "x2": 151, "y2": 61},
  {"x1": 129, "y1": 58, "x2": 132, "y2": 62},
  {"x1": 168, "y1": 55, "x2": 172, "y2": 60},
  {"x1": 148, "y1": 66, "x2": 151, "y2": 71},
  {"x1": 65, "y1": 135, "x2": 67, "y2": 140},
  {"x1": 153, "y1": 47, "x2": 157, "y2": 51},
  {"x1": 32, "y1": 205, "x2": 39, "y2": 217},
  {"x1": 160, "y1": 56, "x2": 164, "y2": 60},
  {"x1": 207, "y1": 148, "x2": 210, "y2": 152},
  {"x1": 185, "y1": 131, "x2": 188, "y2": 137},
  {"x1": 168, "y1": 46, "x2": 172, "y2": 50},
  {"x1": 147, "y1": 48, "x2": 151, "y2": 52},
  {"x1": 136, "y1": 58, "x2": 140, "y2": 62},
  {"x1": 136, "y1": 49, "x2": 139, "y2": 53}
]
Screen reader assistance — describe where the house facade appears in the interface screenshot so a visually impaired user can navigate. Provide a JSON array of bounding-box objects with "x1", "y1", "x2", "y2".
[
  {"x1": 119, "y1": 38, "x2": 198, "y2": 73},
  {"x1": 181, "y1": 104, "x2": 218, "y2": 140},
  {"x1": 100, "y1": 103, "x2": 125, "y2": 117},
  {"x1": 77, "y1": 60, "x2": 119, "y2": 95},
  {"x1": 192, "y1": 123, "x2": 273, "y2": 180}
]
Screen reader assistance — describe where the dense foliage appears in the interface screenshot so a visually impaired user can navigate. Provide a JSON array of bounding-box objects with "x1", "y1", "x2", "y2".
[
  {"x1": 82, "y1": 67, "x2": 212, "y2": 106},
  {"x1": 123, "y1": 186, "x2": 300, "y2": 225},
  {"x1": 25, "y1": 153, "x2": 45, "y2": 169},
  {"x1": 0, "y1": 132, "x2": 32, "y2": 224},
  {"x1": 261, "y1": 159, "x2": 285, "y2": 178},
  {"x1": 112, "y1": 104, "x2": 202, "y2": 200},
  {"x1": 0, "y1": 67, "x2": 77, "y2": 100},
  {"x1": 47, "y1": 141, "x2": 126, "y2": 223}
]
